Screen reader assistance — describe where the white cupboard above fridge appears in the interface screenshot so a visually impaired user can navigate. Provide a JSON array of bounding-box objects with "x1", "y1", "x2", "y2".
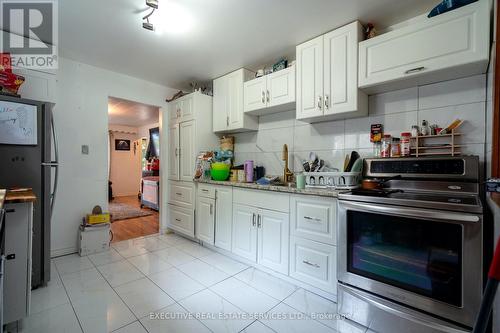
[
  {"x1": 358, "y1": 0, "x2": 490, "y2": 94},
  {"x1": 296, "y1": 21, "x2": 367, "y2": 123},
  {"x1": 213, "y1": 68, "x2": 258, "y2": 133},
  {"x1": 243, "y1": 65, "x2": 296, "y2": 116}
]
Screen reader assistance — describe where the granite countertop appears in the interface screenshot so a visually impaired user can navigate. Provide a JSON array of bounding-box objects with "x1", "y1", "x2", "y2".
[
  {"x1": 5, "y1": 189, "x2": 37, "y2": 204},
  {"x1": 194, "y1": 178, "x2": 343, "y2": 197}
]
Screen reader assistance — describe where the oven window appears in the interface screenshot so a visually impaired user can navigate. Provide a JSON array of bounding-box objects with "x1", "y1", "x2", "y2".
[{"x1": 347, "y1": 211, "x2": 462, "y2": 307}]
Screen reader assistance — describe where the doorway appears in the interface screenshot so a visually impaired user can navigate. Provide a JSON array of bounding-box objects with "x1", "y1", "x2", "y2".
[{"x1": 107, "y1": 96, "x2": 161, "y2": 242}]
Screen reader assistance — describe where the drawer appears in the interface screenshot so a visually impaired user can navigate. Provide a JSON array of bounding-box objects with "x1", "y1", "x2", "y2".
[
  {"x1": 290, "y1": 236, "x2": 336, "y2": 294},
  {"x1": 168, "y1": 204, "x2": 194, "y2": 238},
  {"x1": 197, "y1": 183, "x2": 216, "y2": 199},
  {"x1": 233, "y1": 188, "x2": 289, "y2": 212},
  {"x1": 290, "y1": 195, "x2": 337, "y2": 245},
  {"x1": 169, "y1": 182, "x2": 194, "y2": 208}
]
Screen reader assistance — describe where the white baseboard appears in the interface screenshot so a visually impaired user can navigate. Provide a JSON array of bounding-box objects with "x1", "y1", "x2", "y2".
[{"x1": 51, "y1": 247, "x2": 77, "y2": 258}]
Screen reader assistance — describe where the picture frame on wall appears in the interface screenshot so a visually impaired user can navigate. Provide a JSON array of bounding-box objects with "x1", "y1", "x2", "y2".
[{"x1": 115, "y1": 139, "x2": 131, "y2": 151}]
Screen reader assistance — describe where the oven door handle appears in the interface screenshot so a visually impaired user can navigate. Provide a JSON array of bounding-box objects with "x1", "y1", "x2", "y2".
[
  {"x1": 341, "y1": 285, "x2": 470, "y2": 333},
  {"x1": 340, "y1": 201, "x2": 479, "y2": 223}
]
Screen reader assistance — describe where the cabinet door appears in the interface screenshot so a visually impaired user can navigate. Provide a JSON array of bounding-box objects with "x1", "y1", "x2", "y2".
[
  {"x1": 213, "y1": 76, "x2": 228, "y2": 132},
  {"x1": 358, "y1": 1, "x2": 489, "y2": 91},
  {"x1": 214, "y1": 186, "x2": 233, "y2": 251},
  {"x1": 196, "y1": 197, "x2": 215, "y2": 244},
  {"x1": 168, "y1": 125, "x2": 179, "y2": 181},
  {"x1": 296, "y1": 35, "x2": 323, "y2": 120},
  {"x1": 180, "y1": 96, "x2": 193, "y2": 121},
  {"x1": 257, "y1": 209, "x2": 289, "y2": 275},
  {"x1": 168, "y1": 204, "x2": 194, "y2": 238},
  {"x1": 324, "y1": 22, "x2": 363, "y2": 116},
  {"x1": 243, "y1": 76, "x2": 266, "y2": 112},
  {"x1": 231, "y1": 204, "x2": 257, "y2": 262},
  {"x1": 179, "y1": 121, "x2": 195, "y2": 182},
  {"x1": 268, "y1": 66, "x2": 295, "y2": 108},
  {"x1": 227, "y1": 70, "x2": 244, "y2": 129},
  {"x1": 170, "y1": 100, "x2": 181, "y2": 124}
]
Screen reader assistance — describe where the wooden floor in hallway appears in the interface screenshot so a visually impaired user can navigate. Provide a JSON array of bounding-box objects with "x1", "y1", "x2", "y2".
[{"x1": 110, "y1": 195, "x2": 159, "y2": 243}]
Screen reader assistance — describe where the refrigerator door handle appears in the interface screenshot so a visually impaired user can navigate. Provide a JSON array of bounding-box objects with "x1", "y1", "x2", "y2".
[{"x1": 49, "y1": 114, "x2": 59, "y2": 215}]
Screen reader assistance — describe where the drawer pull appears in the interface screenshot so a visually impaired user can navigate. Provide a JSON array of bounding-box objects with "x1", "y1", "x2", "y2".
[
  {"x1": 175, "y1": 218, "x2": 181, "y2": 222},
  {"x1": 176, "y1": 193, "x2": 182, "y2": 196},
  {"x1": 252, "y1": 213, "x2": 256, "y2": 227},
  {"x1": 201, "y1": 189, "x2": 209, "y2": 192},
  {"x1": 303, "y1": 216, "x2": 321, "y2": 222},
  {"x1": 302, "y1": 260, "x2": 320, "y2": 268},
  {"x1": 257, "y1": 214, "x2": 262, "y2": 228},
  {"x1": 404, "y1": 66, "x2": 425, "y2": 75}
]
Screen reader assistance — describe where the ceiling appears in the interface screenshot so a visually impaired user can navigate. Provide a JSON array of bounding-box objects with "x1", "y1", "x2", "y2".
[
  {"x1": 108, "y1": 96, "x2": 159, "y2": 126},
  {"x1": 60, "y1": 0, "x2": 438, "y2": 90}
]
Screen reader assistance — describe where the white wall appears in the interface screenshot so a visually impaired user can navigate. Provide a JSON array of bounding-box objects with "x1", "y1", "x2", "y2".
[
  {"x1": 41, "y1": 57, "x2": 176, "y2": 256},
  {"x1": 234, "y1": 74, "x2": 487, "y2": 176},
  {"x1": 108, "y1": 126, "x2": 141, "y2": 197}
]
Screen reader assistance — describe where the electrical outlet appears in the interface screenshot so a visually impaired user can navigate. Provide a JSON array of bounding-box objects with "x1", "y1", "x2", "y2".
[{"x1": 81, "y1": 145, "x2": 89, "y2": 155}]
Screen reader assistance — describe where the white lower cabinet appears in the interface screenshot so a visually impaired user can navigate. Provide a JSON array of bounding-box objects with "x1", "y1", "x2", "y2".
[
  {"x1": 196, "y1": 196, "x2": 215, "y2": 244},
  {"x1": 168, "y1": 204, "x2": 194, "y2": 238},
  {"x1": 214, "y1": 186, "x2": 233, "y2": 251},
  {"x1": 231, "y1": 204, "x2": 258, "y2": 261},
  {"x1": 290, "y1": 236, "x2": 337, "y2": 294},
  {"x1": 232, "y1": 203, "x2": 289, "y2": 275},
  {"x1": 257, "y1": 210, "x2": 289, "y2": 275}
]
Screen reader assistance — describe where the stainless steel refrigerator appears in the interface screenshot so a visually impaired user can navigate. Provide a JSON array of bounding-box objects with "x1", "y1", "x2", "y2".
[{"x1": 0, "y1": 95, "x2": 58, "y2": 288}]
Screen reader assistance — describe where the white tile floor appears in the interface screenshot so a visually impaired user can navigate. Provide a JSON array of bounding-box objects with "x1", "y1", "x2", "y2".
[{"x1": 5, "y1": 233, "x2": 368, "y2": 333}]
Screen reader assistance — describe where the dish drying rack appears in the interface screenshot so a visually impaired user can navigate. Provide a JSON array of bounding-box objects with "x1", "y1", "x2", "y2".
[
  {"x1": 303, "y1": 172, "x2": 361, "y2": 190},
  {"x1": 412, "y1": 130, "x2": 462, "y2": 157}
]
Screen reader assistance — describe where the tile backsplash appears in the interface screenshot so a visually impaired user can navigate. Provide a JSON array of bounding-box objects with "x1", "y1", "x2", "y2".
[{"x1": 233, "y1": 74, "x2": 488, "y2": 176}]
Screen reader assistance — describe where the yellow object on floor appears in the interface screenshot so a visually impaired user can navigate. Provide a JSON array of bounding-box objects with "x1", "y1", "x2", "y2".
[{"x1": 86, "y1": 213, "x2": 111, "y2": 224}]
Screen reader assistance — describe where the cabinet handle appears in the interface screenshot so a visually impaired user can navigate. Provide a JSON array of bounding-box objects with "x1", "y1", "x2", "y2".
[
  {"x1": 257, "y1": 214, "x2": 262, "y2": 228},
  {"x1": 324, "y1": 95, "x2": 329, "y2": 109},
  {"x1": 178, "y1": 148, "x2": 181, "y2": 157},
  {"x1": 210, "y1": 204, "x2": 213, "y2": 215},
  {"x1": 304, "y1": 216, "x2": 321, "y2": 222},
  {"x1": 266, "y1": 90, "x2": 270, "y2": 103},
  {"x1": 302, "y1": 260, "x2": 320, "y2": 268},
  {"x1": 226, "y1": 116, "x2": 229, "y2": 127},
  {"x1": 252, "y1": 213, "x2": 256, "y2": 227},
  {"x1": 318, "y1": 95, "x2": 322, "y2": 110},
  {"x1": 175, "y1": 192, "x2": 182, "y2": 196},
  {"x1": 5, "y1": 208, "x2": 15, "y2": 213},
  {"x1": 201, "y1": 189, "x2": 209, "y2": 192},
  {"x1": 404, "y1": 67, "x2": 425, "y2": 75},
  {"x1": 262, "y1": 91, "x2": 265, "y2": 104},
  {"x1": 175, "y1": 218, "x2": 181, "y2": 222},
  {"x1": 175, "y1": 148, "x2": 178, "y2": 156}
]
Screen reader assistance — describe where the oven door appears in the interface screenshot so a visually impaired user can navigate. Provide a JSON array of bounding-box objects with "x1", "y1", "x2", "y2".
[{"x1": 337, "y1": 200, "x2": 482, "y2": 327}]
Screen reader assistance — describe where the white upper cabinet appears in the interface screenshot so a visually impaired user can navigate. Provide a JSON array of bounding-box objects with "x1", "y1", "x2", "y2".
[
  {"x1": 297, "y1": 36, "x2": 324, "y2": 120},
  {"x1": 213, "y1": 69, "x2": 258, "y2": 133},
  {"x1": 358, "y1": 0, "x2": 490, "y2": 93},
  {"x1": 243, "y1": 66, "x2": 295, "y2": 116},
  {"x1": 296, "y1": 21, "x2": 367, "y2": 122},
  {"x1": 169, "y1": 94, "x2": 194, "y2": 124}
]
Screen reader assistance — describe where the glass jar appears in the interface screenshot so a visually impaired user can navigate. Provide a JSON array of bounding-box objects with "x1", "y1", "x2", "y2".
[
  {"x1": 391, "y1": 138, "x2": 401, "y2": 157},
  {"x1": 411, "y1": 125, "x2": 420, "y2": 138},
  {"x1": 381, "y1": 134, "x2": 392, "y2": 158},
  {"x1": 373, "y1": 141, "x2": 382, "y2": 158},
  {"x1": 401, "y1": 132, "x2": 411, "y2": 157}
]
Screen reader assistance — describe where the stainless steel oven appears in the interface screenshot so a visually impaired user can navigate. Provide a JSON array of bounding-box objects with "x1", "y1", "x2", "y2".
[{"x1": 337, "y1": 156, "x2": 483, "y2": 333}]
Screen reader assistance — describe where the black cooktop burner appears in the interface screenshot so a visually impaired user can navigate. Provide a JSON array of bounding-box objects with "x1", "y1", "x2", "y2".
[{"x1": 350, "y1": 188, "x2": 404, "y2": 197}]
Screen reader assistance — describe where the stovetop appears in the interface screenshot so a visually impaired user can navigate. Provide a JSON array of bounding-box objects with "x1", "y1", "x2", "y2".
[{"x1": 339, "y1": 188, "x2": 482, "y2": 214}]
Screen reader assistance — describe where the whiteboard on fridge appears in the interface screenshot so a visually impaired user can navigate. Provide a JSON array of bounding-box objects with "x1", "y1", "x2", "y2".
[{"x1": 0, "y1": 100, "x2": 38, "y2": 145}]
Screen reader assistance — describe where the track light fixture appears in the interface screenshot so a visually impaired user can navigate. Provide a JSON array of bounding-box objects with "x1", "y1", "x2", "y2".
[{"x1": 142, "y1": 0, "x2": 158, "y2": 31}]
